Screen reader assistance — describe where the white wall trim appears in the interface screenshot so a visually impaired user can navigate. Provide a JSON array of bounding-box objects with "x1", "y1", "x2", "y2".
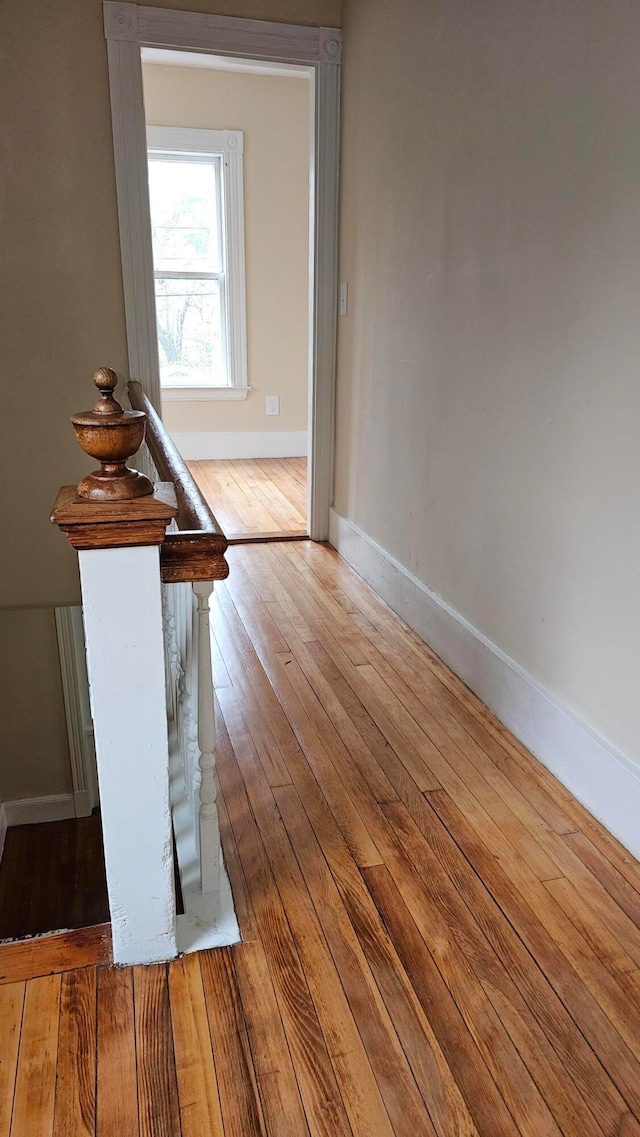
[
  {"x1": 148, "y1": 125, "x2": 243, "y2": 155},
  {"x1": 161, "y1": 385, "x2": 250, "y2": 401},
  {"x1": 308, "y1": 54, "x2": 340, "y2": 540},
  {"x1": 3, "y1": 794, "x2": 77, "y2": 827},
  {"x1": 55, "y1": 606, "x2": 99, "y2": 817},
  {"x1": 329, "y1": 508, "x2": 640, "y2": 861},
  {"x1": 105, "y1": 2, "x2": 336, "y2": 62},
  {"x1": 141, "y1": 46, "x2": 312, "y2": 79},
  {"x1": 171, "y1": 429, "x2": 307, "y2": 460},
  {"x1": 106, "y1": 33, "x2": 161, "y2": 409},
  {"x1": 104, "y1": 1, "x2": 341, "y2": 540}
]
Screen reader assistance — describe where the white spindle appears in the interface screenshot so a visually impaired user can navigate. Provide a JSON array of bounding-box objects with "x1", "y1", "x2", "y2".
[
  {"x1": 161, "y1": 583, "x2": 178, "y2": 723},
  {"x1": 193, "y1": 580, "x2": 220, "y2": 894},
  {"x1": 189, "y1": 585, "x2": 200, "y2": 825}
]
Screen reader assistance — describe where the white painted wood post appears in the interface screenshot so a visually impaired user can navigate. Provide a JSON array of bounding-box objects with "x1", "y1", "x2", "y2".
[
  {"x1": 52, "y1": 408, "x2": 179, "y2": 967},
  {"x1": 79, "y1": 544, "x2": 177, "y2": 964},
  {"x1": 193, "y1": 580, "x2": 220, "y2": 895}
]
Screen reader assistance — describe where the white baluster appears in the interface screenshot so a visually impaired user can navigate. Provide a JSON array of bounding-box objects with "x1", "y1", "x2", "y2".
[
  {"x1": 178, "y1": 583, "x2": 193, "y2": 809},
  {"x1": 189, "y1": 586, "x2": 200, "y2": 825},
  {"x1": 161, "y1": 582, "x2": 180, "y2": 724},
  {"x1": 193, "y1": 580, "x2": 220, "y2": 894}
]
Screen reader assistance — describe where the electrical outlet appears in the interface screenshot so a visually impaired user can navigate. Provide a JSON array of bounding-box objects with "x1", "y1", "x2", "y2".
[
  {"x1": 266, "y1": 395, "x2": 280, "y2": 416},
  {"x1": 339, "y1": 282, "x2": 348, "y2": 316}
]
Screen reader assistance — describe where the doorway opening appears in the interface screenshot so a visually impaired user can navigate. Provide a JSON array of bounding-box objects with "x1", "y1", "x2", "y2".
[
  {"x1": 141, "y1": 48, "x2": 312, "y2": 541},
  {"x1": 104, "y1": 4, "x2": 341, "y2": 543}
]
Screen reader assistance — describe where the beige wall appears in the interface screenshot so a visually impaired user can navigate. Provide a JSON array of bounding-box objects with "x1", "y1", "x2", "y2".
[
  {"x1": 142, "y1": 64, "x2": 310, "y2": 436},
  {"x1": 1, "y1": 0, "x2": 340, "y2": 801},
  {"x1": 0, "y1": 609, "x2": 73, "y2": 800},
  {"x1": 336, "y1": 0, "x2": 640, "y2": 768}
]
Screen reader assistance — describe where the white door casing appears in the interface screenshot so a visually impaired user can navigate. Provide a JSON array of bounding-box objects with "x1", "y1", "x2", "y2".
[{"x1": 103, "y1": 2, "x2": 342, "y2": 541}]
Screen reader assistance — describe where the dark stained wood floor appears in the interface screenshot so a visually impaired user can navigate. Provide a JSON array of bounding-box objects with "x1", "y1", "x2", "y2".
[
  {"x1": 0, "y1": 813, "x2": 109, "y2": 940},
  {"x1": 2, "y1": 540, "x2": 640, "y2": 1135}
]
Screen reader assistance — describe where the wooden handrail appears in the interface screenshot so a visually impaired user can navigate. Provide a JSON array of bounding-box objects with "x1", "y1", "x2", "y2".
[{"x1": 127, "y1": 380, "x2": 228, "y2": 583}]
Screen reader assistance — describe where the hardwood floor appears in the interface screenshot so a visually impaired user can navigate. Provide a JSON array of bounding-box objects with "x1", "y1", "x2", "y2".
[
  {"x1": 0, "y1": 816, "x2": 183, "y2": 944},
  {"x1": 0, "y1": 813, "x2": 109, "y2": 941},
  {"x1": 188, "y1": 456, "x2": 307, "y2": 541},
  {"x1": 3, "y1": 540, "x2": 640, "y2": 1135}
]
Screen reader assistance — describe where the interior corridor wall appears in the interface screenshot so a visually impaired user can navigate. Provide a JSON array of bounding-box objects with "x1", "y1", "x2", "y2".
[{"x1": 335, "y1": 0, "x2": 640, "y2": 770}]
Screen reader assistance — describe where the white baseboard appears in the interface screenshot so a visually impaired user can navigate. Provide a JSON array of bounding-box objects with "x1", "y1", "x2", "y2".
[
  {"x1": 170, "y1": 430, "x2": 308, "y2": 460},
  {"x1": 329, "y1": 508, "x2": 640, "y2": 861},
  {"x1": 2, "y1": 794, "x2": 77, "y2": 827}
]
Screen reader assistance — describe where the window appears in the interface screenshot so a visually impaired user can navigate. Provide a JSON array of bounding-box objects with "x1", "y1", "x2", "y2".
[{"x1": 147, "y1": 127, "x2": 248, "y2": 400}]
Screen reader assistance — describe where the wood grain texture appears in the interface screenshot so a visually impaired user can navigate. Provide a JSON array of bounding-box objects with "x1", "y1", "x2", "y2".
[
  {"x1": 96, "y1": 967, "x2": 139, "y2": 1137},
  {"x1": 169, "y1": 954, "x2": 224, "y2": 1137},
  {"x1": 51, "y1": 482, "x2": 177, "y2": 550},
  {"x1": 0, "y1": 924, "x2": 112, "y2": 986},
  {"x1": 0, "y1": 984, "x2": 24, "y2": 1137},
  {"x1": 213, "y1": 708, "x2": 347, "y2": 1137},
  {"x1": 189, "y1": 458, "x2": 307, "y2": 542},
  {"x1": 134, "y1": 965, "x2": 181, "y2": 1137},
  {"x1": 11, "y1": 974, "x2": 61, "y2": 1137},
  {"x1": 199, "y1": 948, "x2": 265, "y2": 1137},
  {"x1": 4, "y1": 541, "x2": 640, "y2": 1136},
  {"x1": 70, "y1": 367, "x2": 154, "y2": 503},
  {"x1": 53, "y1": 968, "x2": 97, "y2": 1136}
]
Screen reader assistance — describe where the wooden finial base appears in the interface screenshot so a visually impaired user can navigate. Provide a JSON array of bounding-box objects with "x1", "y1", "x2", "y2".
[
  {"x1": 77, "y1": 466, "x2": 153, "y2": 502},
  {"x1": 51, "y1": 482, "x2": 178, "y2": 550}
]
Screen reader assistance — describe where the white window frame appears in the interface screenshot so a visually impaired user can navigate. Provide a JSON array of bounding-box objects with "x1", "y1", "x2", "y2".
[
  {"x1": 103, "y1": 2, "x2": 342, "y2": 541},
  {"x1": 147, "y1": 126, "x2": 248, "y2": 401}
]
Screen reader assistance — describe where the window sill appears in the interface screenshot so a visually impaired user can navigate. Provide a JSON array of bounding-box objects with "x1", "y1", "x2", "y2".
[{"x1": 161, "y1": 385, "x2": 251, "y2": 402}]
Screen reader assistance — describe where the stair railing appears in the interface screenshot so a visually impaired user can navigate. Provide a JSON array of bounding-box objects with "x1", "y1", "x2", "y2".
[
  {"x1": 127, "y1": 379, "x2": 227, "y2": 903},
  {"x1": 52, "y1": 369, "x2": 234, "y2": 964}
]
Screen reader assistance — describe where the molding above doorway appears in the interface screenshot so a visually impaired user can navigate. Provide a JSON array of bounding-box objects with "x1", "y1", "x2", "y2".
[
  {"x1": 103, "y1": 2, "x2": 342, "y2": 541},
  {"x1": 104, "y1": 3, "x2": 341, "y2": 63}
]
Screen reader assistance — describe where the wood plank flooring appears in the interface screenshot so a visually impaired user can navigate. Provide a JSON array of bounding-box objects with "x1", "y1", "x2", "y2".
[
  {"x1": 0, "y1": 813, "x2": 109, "y2": 941},
  {"x1": 3, "y1": 540, "x2": 640, "y2": 1135},
  {"x1": 187, "y1": 457, "x2": 307, "y2": 541}
]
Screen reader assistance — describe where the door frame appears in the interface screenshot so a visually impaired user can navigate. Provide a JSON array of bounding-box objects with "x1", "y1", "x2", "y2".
[{"x1": 103, "y1": 2, "x2": 342, "y2": 541}]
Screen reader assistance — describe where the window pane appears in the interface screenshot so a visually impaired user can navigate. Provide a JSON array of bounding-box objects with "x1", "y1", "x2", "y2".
[
  {"x1": 148, "y1": 159, "x2": 221, "y2": 273},
  {"x1": 155, "y1": 277, "x2": 226, "y2": 386}
]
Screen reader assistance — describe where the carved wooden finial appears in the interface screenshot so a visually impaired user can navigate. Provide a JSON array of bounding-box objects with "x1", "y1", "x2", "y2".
[
  {"x1": 71, "y1": 368, "x2": 154, "y2": 501},
  {"x1": 91, "y1": 366, "x2": 123, "y2": 415}
]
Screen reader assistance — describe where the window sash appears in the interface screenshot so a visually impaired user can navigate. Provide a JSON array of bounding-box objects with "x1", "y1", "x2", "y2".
[
  {"x1": 153, "y1": 270, "x2": 224, "y2": 281},
  {"x1": 147, "y1": 126, "x2": 247, "y2": 392}
]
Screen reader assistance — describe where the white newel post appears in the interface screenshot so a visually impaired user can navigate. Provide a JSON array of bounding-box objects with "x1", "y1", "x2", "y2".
[
  {"x1": 51, "y1": 368, "x2": 179, "y2": 965},
  {"x1": 79, "y1": 544, "x2": 177, "y2": 964},
  {"x1": 193, "y1": 580, "x2": 220, "y2": 895}
]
